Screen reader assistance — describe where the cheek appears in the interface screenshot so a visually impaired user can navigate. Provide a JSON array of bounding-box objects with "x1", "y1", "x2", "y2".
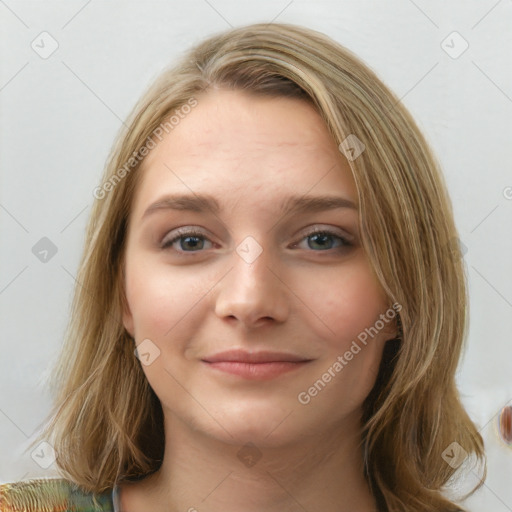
[
  {"x1": 300, "y1": 264, "x2": 391, "y2": 408},
  {"x1": 124, "y1": 257, "x2": 201, "y2": 338},
  {"x1": 303, "y1": 259, "x2": 390, "y2": 346}
]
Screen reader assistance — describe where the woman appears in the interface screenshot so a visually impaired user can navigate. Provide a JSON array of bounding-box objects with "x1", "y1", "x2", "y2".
[{"x1": 0, "y1": 22, "x2": 484, "y2": 512}]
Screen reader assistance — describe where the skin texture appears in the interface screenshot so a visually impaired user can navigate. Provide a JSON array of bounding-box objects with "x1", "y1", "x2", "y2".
[{"x1": 120, "y1": 88, "x2": 397, "y2": 512}]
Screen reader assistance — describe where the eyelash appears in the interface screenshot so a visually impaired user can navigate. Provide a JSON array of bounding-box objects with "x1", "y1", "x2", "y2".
[{"x1": 160, "y1": 226, "x2": 354, "y2": 254}]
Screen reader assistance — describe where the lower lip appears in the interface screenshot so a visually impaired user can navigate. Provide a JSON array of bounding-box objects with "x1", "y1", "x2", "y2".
[{"x1": 203, "y1": 361, "x2": 310, "y2": 380}]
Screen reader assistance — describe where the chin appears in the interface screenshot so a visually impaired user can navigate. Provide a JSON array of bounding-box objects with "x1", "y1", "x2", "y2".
[{"x1": 206, "y1": 399, "x2": 307, "y2": 447}]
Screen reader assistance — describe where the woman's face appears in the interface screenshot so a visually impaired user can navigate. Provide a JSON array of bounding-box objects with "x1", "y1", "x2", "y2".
[{"x1": 122, "y1": 89, "x2": 396, "y2": 446}]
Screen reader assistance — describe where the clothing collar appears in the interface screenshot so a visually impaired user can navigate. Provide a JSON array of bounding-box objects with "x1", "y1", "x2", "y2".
[{"x1": 112, "y1": 483, "x2": 121, "y2": 512}]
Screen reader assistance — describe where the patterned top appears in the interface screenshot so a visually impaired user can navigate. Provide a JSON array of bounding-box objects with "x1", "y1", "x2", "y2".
[
  {"x1": 0, "y1": 477, "x2": 120, "y2": 511},
  {"x1": 0, "y1": 477, "x2": 466, "y2": 511}
]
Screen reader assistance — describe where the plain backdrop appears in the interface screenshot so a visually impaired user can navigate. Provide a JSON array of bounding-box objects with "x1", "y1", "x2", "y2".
[{"x1": 0, "y1": 1, "x2": 511, "y2": 510}]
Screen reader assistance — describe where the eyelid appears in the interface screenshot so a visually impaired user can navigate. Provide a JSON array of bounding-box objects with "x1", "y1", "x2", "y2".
[
  {"x1": 292, "y1": 224, "x2": 356, "y2": 245},
  {"x1": 160, "y1": 226, "x2": 213, "y2": 249}
]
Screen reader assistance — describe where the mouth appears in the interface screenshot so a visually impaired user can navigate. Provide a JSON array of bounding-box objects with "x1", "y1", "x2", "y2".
[{"x1": 201, "y1": 349, "x2": 313, "y2": 380}]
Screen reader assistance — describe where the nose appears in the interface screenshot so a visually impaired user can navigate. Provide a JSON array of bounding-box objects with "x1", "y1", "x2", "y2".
[{"x1": 214, "y1": 241, "x2": 289, "y2": 329}]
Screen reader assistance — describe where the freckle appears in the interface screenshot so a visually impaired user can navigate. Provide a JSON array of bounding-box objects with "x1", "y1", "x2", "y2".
[{"x1": 498, "y1": 405, "x2": 512, "y2": 445}]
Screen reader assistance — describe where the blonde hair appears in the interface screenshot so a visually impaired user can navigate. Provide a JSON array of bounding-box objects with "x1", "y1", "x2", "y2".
[{"x1": 30, "y1": 22, "x2": 485, "y2": 510}]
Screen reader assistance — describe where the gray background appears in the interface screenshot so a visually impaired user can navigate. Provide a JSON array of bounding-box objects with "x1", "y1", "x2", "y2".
[{"x1": 1, "y1": 1, "x2": 511, "y2": 510}]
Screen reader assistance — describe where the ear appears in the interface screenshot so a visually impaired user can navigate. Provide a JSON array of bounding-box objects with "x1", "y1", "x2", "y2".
[
  {"x1": 121, "y1": 290, "x2": 135, "y2": 338},
  {"x1": 119, "y1": 261, "x2": 135, "y2": 338},
  {"x1": 382, "y1": 304, "x2": 403, "y2": 341},
  {"x1": 122, "y1": 303, "x2": 134, "y2": 338}
]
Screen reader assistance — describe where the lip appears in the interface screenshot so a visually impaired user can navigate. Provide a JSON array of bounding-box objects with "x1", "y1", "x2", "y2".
[{"x1": 201, "y1": 350, "x2": 313, "y2": 380}]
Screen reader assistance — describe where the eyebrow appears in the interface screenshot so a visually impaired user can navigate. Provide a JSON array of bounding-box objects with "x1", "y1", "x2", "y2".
[{"x1": 141, "y1": 193, "x2": 358, "y2": 221}]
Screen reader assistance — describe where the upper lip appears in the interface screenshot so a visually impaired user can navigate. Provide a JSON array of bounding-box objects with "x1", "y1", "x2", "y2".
[{"x1": 202, "y1": 349, "x2": 312, "y2": 363}]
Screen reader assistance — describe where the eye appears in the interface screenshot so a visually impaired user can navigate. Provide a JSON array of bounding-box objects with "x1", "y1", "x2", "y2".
[
  {"x1": 160, "y1": 226, "x2": 354, "y2": 254},
  {"x1": 292, "y1": 227, "x2": 354, "y2": 252},
  {"x1": 161, "y1": 228, "x2": 214, "y2": 252}
]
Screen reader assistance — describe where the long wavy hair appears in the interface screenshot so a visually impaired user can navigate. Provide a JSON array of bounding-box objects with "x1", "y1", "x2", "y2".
[{"x1": 29, "y1": 22, "x2": 485, "y2": 511}]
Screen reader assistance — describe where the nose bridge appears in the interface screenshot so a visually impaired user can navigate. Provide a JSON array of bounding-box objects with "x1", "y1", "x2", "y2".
[{"x1": 215, "y1": 235, "x2": 288, "y2": 326}]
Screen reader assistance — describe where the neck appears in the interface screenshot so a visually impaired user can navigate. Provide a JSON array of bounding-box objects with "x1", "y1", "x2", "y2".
[{"x1": 120, "y1": 411, "x2": 378, "y2": 512}]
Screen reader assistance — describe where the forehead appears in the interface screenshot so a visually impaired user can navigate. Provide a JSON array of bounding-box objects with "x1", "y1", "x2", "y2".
[{"x1": 131, "y1": 89, "x2": 357, "y2": 216}]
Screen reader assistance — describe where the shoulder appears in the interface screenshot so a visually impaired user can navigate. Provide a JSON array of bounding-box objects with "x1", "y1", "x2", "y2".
[{"x1": 0, "y1": 477, "x2": 114, "y2": 511}]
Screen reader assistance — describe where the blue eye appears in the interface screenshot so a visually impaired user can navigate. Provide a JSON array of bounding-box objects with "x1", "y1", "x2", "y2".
[
  {"x1": 161, "y1": 227, "x2": 353, "y2": 254},
  {"x1": 296, "y1": 229, "x2": 353, "y2": 251},
  {"x1": 161, "y1": 229, "x2": 212, "y2": 252}
]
